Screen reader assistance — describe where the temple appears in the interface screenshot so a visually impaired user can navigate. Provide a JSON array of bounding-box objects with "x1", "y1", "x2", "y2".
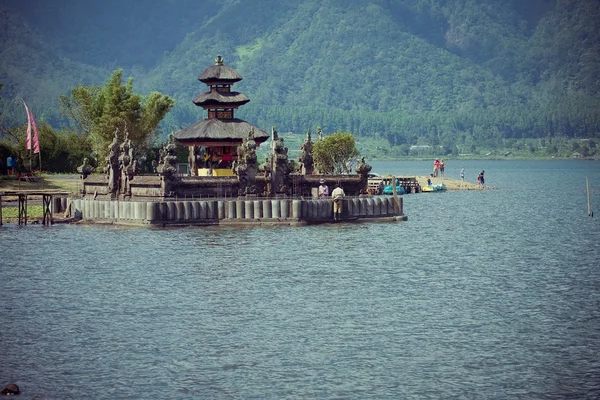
[
  {"x1": 174, "y1": 55, "x2": 269, "y2": 176},
  {"x1": 68, "y1": 55, "x2": 410, "y2": 225}
]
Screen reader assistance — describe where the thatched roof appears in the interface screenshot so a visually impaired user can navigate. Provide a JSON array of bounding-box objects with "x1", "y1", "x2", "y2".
[
  {"x1": 199, "y1": 55, "x2": 242, "y2": 84},
  {"x1": 193, "y1": 91, "x2": 250, "y2": 107},
  {"x1": 174, "y1": 118, "x2": 269, "y2": 144}
]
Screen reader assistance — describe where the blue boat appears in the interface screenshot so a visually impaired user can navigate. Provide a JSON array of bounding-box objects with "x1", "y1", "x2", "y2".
[{"x1": 382, "y1": 181, "x2": 406, "y2": 195}]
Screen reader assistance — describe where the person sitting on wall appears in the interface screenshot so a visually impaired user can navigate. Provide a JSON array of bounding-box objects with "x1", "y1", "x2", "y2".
[{"x1": 318, "y1": 179, "x2": 329, "y2": 198}]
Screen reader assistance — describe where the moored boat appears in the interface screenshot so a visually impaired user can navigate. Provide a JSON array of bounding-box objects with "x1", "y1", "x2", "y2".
[{"x1": 421, "y1": 183, "x2": 446, "y2": 192}]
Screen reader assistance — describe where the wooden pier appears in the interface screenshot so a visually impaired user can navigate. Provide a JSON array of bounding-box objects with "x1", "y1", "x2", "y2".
[{"x1": 0, "y1": 190, "x2": 71, "y2": 226}]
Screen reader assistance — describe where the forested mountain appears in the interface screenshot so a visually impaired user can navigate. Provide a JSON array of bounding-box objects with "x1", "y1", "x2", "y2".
[{"x1": 1, "y1": 0, "x2": 599, "y2": 155}]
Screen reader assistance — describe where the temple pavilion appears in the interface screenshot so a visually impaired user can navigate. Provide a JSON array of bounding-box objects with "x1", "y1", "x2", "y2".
[{"x1": 174, "y1": 55, "x2": 269, "y2": 176}]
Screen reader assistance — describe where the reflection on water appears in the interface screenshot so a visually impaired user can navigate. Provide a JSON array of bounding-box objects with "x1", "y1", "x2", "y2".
[{"x1": 1, "y1": 160, "x2": 600, "y2": 399}]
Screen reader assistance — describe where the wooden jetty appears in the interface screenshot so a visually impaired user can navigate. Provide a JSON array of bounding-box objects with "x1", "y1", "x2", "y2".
[{"x1": 0, "y1": 190, "x2": 71, "y2": 226}]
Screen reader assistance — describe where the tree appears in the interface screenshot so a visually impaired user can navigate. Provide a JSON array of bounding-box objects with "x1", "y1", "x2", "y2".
[
  {"x1": 60, "y1": 69, "x2": 174, "y2": 163},
  {"x1": 312, "y1": 131, "x2": 359, "y2": 175}
]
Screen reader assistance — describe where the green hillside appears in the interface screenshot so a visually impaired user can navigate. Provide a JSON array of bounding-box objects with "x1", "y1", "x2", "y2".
[{"x1": 1, "y1": 0, "x2": 599, "y2": 157}]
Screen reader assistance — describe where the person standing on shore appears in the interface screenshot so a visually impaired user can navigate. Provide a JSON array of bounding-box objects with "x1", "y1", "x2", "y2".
[
  {"x1": 440, "y1": 159, "x2": 446, "y2": 178},
  {"x1": 6, "y1": 155, "x2": 15, "y2": 175},
  {"x1": 460, "y1": 168, "x2": 465, "y2": 182}
]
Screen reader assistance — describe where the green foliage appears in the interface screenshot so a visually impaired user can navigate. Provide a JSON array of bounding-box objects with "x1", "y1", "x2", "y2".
[
  {"x1": 59, "y1": 69, "x2": 174, "y2": 162},
  {"x1": 1, "y1": 0, "x2": 600, "y2": 157},
  {"x1": 8, "y1": 122, "x2": 93, "y2": 173},
  {"x1": 313, "y1": 131, "x2": 359, "y2": 174}
]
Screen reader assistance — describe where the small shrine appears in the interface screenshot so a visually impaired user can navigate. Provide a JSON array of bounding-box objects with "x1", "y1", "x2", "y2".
[{"x1": 174, "y1": 55, "x2": 269, "y2": 176}]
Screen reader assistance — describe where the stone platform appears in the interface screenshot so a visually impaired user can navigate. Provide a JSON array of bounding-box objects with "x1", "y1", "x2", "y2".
[{"x1": 64, "y1": 196, "x2": 406, "y2": 227}]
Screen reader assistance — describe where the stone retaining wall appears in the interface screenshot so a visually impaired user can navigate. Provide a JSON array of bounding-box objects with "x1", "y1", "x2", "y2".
[{"x1": 65, "y1": 196, "x2": 405, "y2": 226}]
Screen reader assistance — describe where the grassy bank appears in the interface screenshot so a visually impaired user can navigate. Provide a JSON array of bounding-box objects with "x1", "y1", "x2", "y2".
[{"x1": 0, "y1": 174, "x2": 81, "y2": 194}]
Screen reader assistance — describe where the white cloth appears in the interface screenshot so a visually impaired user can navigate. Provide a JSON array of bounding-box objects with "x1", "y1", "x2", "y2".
[
  {"x1": 331, "y1": 187, "x2": 345, "y2": 200},
  {"x1": 318, "y1": 184, "x2": 329, "y2": 197}
]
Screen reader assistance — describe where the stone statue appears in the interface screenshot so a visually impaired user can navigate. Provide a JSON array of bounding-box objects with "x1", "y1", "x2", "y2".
[
  {"x1": 118, "y1": 131, "x2": 140, "y2": 196},
  {"x1": 317, "y1": 126, "x2": 323, "y2": 142},
  {"x1": 236, "y1": 129, "x2": 258, "y2": 195},
  {"x1": 157, "y1": 134, "x2": 178, "y2": 176},
  {"x1": 105, "y1": 130, "x2": 120, "y2": 195},
  {"x1": 355, "y1": 156, "x2": 372, "y2": 180},
  {"x1": 157, "y1": 134, "x2": 178, "y2": 196},
  {"x1": 298, "y1": 130, "x2": 314, "y2": 175},
  {"x1": 77, "y1": 157, "x2": 94, "y2": 179},
  {"x1": 269, "y1": 125, "x2": 292, "y2": 194}
]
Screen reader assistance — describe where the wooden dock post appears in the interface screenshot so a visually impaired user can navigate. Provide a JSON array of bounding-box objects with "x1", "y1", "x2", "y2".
[
  {"x1": 18, "y1": 194, "x2": 27, "y2": 226},
  {"x1": 42, "y1": 194, "x2": 53, "y2": 225},
  {"x1": 391, "y1": 176, "x2": 400, "y2": 215},
  {"x1": 0, "y1": 190, "x2": 70, "y2": 226}
]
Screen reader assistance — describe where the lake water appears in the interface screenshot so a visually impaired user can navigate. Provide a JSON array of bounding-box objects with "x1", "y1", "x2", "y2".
[{"x1": 1, "y1": 160, "x2": 599, "y2": 399}]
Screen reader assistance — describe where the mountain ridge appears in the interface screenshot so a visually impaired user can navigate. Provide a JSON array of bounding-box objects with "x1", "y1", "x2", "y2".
[{"x1": 1, "y1": 0, "x2": 599, "y2": 151}]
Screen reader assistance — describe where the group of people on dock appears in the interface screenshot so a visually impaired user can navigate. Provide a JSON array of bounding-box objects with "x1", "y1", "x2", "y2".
[
  {"x1": 429, "y1": 160, "x2": 487, "y2": 188},
  {"x1": 433, "y1": 158, "x2": 445, "y2": 177},
  {"x1": 477, "y1": 170, "x2": 485, "y2": 187}
]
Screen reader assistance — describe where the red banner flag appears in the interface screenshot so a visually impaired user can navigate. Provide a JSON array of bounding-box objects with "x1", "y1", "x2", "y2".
[
  {"x1": 23, "y1": 101, "x2": 32, "y2": 150},
  {"x1": 30, "y1": 108, "x2": 40, "y2": 154}
]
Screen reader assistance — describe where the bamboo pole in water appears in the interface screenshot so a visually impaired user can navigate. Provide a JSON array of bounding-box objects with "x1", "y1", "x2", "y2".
[
  {"x1": 587, "y1": 177, "x2": 593, "y2": 217},
  {"x1": 392, "y1": 176, "x2": 400, "y2": 215}
]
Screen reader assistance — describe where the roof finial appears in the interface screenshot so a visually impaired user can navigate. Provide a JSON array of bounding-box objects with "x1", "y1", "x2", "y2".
[{"x1": 215, "y1": 55, "x2": 224, "y2": 65}]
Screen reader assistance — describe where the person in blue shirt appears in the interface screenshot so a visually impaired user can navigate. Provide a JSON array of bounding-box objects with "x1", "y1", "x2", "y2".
[{"x1": 6, "y1": 155, "x2": 15, "y2": 175}]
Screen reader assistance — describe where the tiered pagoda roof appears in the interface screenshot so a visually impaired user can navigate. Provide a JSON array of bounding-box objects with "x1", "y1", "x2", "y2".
[{"x1": 174, "y1": 55, "x2": 268, "y2": 146}]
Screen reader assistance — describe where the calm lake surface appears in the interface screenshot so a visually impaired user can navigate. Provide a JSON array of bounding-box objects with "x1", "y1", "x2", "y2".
[{"x1": 1, "y1": 160, "x2": 600, "y2": 399}]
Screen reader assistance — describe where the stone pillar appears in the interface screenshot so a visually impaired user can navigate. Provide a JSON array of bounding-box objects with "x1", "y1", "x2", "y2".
[
  {"x1": 254, "y1": 200, "x2": 263, "y2": 219},
  {"x1": 263, "y1": 200, "x2": 272, "y2": 219},
  {"x1": 271, "y1": 200, "x2": 281, "y2": 218},
  {"x1": 146, "y1": 202, "x2": 157, "y2": 223},
  {"x1": 184, "y1": 201, "x2": 193, "y2": 220},
  {"x1": 207, "y1": 201, "x2": 217, "y2": 219},
  {"x1": 245, "y1": 200, "x2": 254, "y2": 219},
  {"x1": 167, "y1": 202, "x2": 176, "y2": 221},
  {"x1": 373, "y1": 197, "x2": 381, "y2": 216},
  {"x1": 226, "y1": 200, "x2": 236, "y2": 219},
  {"x1": 217, "y1": 201, "x2": 226, "y2": 220},
  {"x1": 281, "y1": 199, "x2": 289, "y2": 219},
  {"x1": 292, "y1": 200, "x2": 302, "y2": 219},
  {"x1": 236, "y1": 200, "x2": 245, "y2": 219}
]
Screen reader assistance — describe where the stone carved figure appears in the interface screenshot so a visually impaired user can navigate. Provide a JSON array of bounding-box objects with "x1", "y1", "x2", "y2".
[
  {"x1": 118, "y1": 132, "x2": 131, "y2": 195},
  {"x1": 236, "y1": 129, "x2": 258, "y2": 195},
  {"x1": 157, "y1": 134, "x2": 178, "y2": 196},
  {"x1": 298, "y1": 130, "x2": 314, "y2": 175},
  {"x1": 269, "y1": 125, "x2": 292, "y2": 194},
  {"x1": 355, "y1": 157, "x2": 372, "y2": 179},
  {"x1": 77, "y1": 157, "x2": 94, "y2": 179},
  {"x1": 317, "y1": 126, "x2": 323, "y2": 142},
  {"x1": 118, "y1": 131, "x2": 140, "y2": 196},
  {"x1": 105, "y1": 130, "x2": 120, "y2": 195},
  {"x1": 157, "y1": 134, "x2": 178, "y2": 176}
]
